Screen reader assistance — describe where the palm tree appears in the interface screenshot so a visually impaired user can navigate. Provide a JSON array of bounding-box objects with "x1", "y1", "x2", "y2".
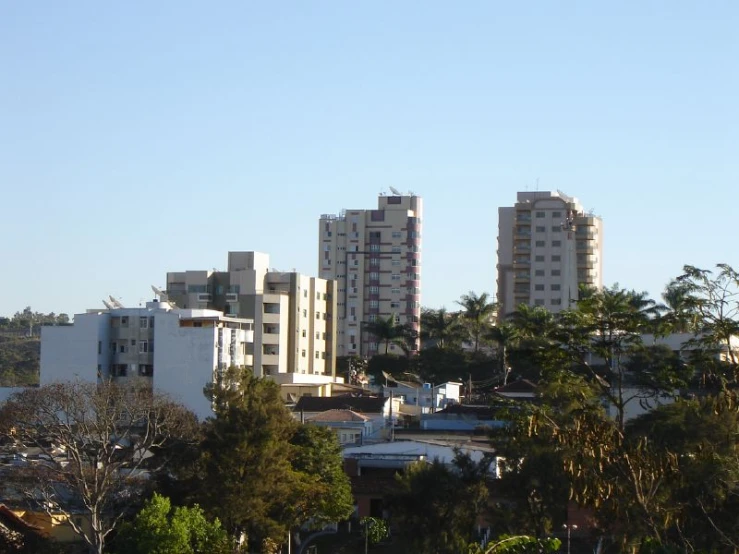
[
  {"x1": 364, "y1": 314, "x2": 411, "y2": 355},
  {"x1": 456, "y1": 291, "x2": 497, "y2": 354},
  {"x1": 486, "y1": 322, "x2": 519, "y2": 385},
  {"x1": 420, "y1": 308, "x2": 464, "y2": 349}
]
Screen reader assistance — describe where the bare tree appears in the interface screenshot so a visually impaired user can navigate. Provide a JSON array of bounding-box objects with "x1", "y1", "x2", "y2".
[{"x1": 0, "y1": 381, "x2": 199, "y2": 554}]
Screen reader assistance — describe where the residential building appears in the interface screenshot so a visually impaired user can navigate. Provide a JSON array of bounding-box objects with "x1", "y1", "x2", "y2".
[
  {"x1": 293, "y1": 395, "x2": 400, "y2": 438},
  {"x1": 40, "y1": 300, "x2": 254, "y2": 419},
  {"x1": 319, "y1": 192, "x2": 423, "y2": 358},
  {"x1": 497, "y1": 191, "x2": 603, "y2": 317},
  {"x1": 305, "y1": 409, "x2": 375, "y2": 445},
  {"x1": 381, "y1": 380, "x2": 462, "y2": 417},
  {"x1": 166, "y1": 251, "x2": 337, "y2": 381}
]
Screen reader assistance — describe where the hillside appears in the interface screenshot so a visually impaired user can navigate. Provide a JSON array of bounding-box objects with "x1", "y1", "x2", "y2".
[{"x1": 0, "y1": 334, "x2": 40, "y2": 387}]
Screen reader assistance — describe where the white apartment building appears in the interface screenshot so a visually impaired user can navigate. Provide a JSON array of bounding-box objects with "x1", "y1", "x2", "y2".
[
  {"x1": 497, "y1": 191, "x2": 603, "y2": 317},
  {"x1": 166, "y1": 251, "x2": 337, "y2": 380},
  {"x1": 319, "y1": 193, "x2": 423, "y2": 358},
  {"x1": 40, "y1": 301, "x2": 254, "y2": 420}
]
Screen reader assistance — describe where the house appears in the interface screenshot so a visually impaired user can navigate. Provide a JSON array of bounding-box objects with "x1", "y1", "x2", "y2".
[
  {"x1": 493, "y1": 379, "x2": 538, "y2": 399},
  {"x1": 306, "y1": 409, "x2": 374, "y2": 445},
  {"x1": 342, "y1": 439, "x2": 497, "y2": 518},
  {"x1": 294, "y1": 395, "x2": 400, "y2": 439},
  {"x1": 421, "y1": 404, "x2": 507, "y2": 431},
  {"x1": 381, "y1": 380, "x2": 462, "y2": 416},
  {"x1": 0, "y1": 503, "x2": 46, "y2": 551}
]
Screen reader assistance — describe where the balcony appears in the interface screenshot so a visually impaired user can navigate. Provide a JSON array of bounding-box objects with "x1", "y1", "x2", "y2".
[
  {"x1": 262, "y1": 333, "x2": 280, "y2": 345},
  {"x1": 576, "y1": 227, "x2": 597, "y2": 239},
  {"x1": 514, "y1": 272, "x2": 531, "y2": 281},
  {"x1": 513, "y1": 257, "x2": 531, "y2": 267},
  {"x1": 514, "y1": 243, "x2": 531, "y2": 252},
  {"x1": 577, "y1": 255, "x2": 598, "y2": 268},
  {"x1": 516, "y1": 212, "x2": 532, "y2": 222}
]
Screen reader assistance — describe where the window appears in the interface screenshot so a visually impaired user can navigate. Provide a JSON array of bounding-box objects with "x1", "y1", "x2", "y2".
[
  {"x1": 391, "y1": 287, "x2": 401, "y2": 294},
  {"x1": 370, "y1": 272, "x2": 380, "y2": 280},
  {"x1": 315, "y1": 351, "x2": 320, "y2": 359},
  {"x1": 535, "y1": 284, "x2": 545, "y2": 291},
  {"x1": 130, "y1": 339, "x2": 136, "y2": 346},
  {"x1": 552, "y1": 240, "x2": 562, "y2": 247},
  {"x1": 551, "y1": 226, "x2": 561, "y2": 232},
  {"x1": 390, "y1": 301, "x2": 400, "y2": 309},
  {"x1": 119, "y1": 344, "x2": 127, "y2": 353},
  {"x1": 535, "y1": 255, "x2": 545, "y2": 262},
  {"x1": 392, "y1": 246, "x2": 401, "y2": 253},
  {"x1": 315, "y1": 311, "x2": 320, "y2": 319},
  {"x1": 316, "y1": 292, "x2": 321, "y2": 299},
  {"x1": 552, "y1": 255, "x2": 561, "y2": 262},
  {"x1": 368, "y1": 314, "x2": 377, "y2": 322},
  {"x1": 121, "y1": 316, "x2": 128, "y2": 327},
  {"x1": 140, "y1": 317, "x2": 148, "y2": 328},
  {"x1": 302, "y1": 329, "x2": 307, "y2": 337},
  {"x1": 535, "y1": 240, "x2": 545, "y2": 247},
  {"x1": 391, "y1": 260, "x2": 401, "y2": 266},
  {"x1": 551, "y1": 269, "x2": 561, "y2": 276},
  {"x1": 304, "y1": 290, "x2": 307, "y2": 297},
  {"x1": 552, "y1": 211, "x2": 562, "y2": 218},
  {"x1": 535, "y1": 269, "x2": 545, "y2": 276},
  {"x1": 534, "y1": 299, "x2": 545, "y2": 306},
  {"x1": 551, "y1": 298, "x2": 562, "y2": 306},
  {"x1": 392, "y1": 231, "x2": 402, "y2": 239},
  {"x1": 302, "y1": 309, "x2": 307, "y2": 317},
  {"x1": 370, "y1": 300, "x2": 379, "y2": 308},
  {"x1": 301, "y1": 350, "x2": 306, "y2": 358},
  {"x1": 370, "y1": 244, "x2": 380, "y2": 252},
  {"x1": 316, "y1": 332, "x2": 320, "y2": 339},
  {"x1": 139, "y1": 341, "x2": 150, "y2": 353},
  {"x1": 228, "y1": 285, "x2": 240, "y2": 294},
  {"x1": 370, "y1": 258, "x2": 380, "y2": 266},
  {"x1": 370, "y1": 286, "x2": 379, "y2": 293},
  {"x1": 536, "y1": 211, "x2": 545, "y2": 218},
  {"x1": 391, "y1": 273, "x2": 401, "y2": 280},
  {"x1": 535, "y1": 226, "x2": 545, "y2": 232},
  {"x1": 551, "y1": 284, "x2": 561, "y2": 291}
]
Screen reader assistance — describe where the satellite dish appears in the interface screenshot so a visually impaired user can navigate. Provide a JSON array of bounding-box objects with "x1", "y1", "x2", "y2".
[
  {"x1": 109, "y1": 296, "x2": 124, "y2": 309},
  {"x1": 151, "y1": 285, "x2": 168, "y2": 301},
  {"x1": 102, "y1": 300, "x2": 114, "y2": 310},
  {"x1": 389, "y1": 186, "x2": 401, "y2": 196}
]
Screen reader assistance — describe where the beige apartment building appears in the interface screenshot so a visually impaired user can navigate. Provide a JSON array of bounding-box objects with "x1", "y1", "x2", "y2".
[
  {"x1": 319, "y1": 193, "x2": 422, "y2": 358},
  {"x1": 497, "y1": 191, "x2": 603, "y2": 317},
  {"x1": 166, "y1": 251, "x2": 337, "y2": 379}
]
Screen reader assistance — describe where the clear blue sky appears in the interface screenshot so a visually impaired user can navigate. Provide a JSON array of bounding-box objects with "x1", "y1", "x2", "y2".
[{"x1": 1, "y1": 1, "x2": 737, "y2": 318}]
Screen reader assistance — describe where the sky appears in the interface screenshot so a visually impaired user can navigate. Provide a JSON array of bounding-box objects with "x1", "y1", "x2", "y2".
[{"x1": 1, "y1": 1, "x2": 737, "y2": 318}]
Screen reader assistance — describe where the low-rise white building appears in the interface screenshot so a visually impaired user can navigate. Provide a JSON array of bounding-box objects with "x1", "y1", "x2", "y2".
[{"x1": 40, "y1": 300, "x2": 254, "y2": 420}]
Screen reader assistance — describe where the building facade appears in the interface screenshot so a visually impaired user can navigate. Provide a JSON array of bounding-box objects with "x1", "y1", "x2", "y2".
[
  {"x1": 318, "y1": 193, "x2": 423, "y2": 358},
  {"x1": 166, "y1": 251, "x2": 337, "y2": 379},
  {"x1": 40, "y1": 301, "x2": 254, "y2": 419},
  {"x1": 497, "y1": 191, "x2": 603, "y2": 317}
]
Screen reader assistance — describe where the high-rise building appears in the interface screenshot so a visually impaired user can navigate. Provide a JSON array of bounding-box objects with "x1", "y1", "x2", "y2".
[
  {"x1": 166, "y1": 251, "x2": 337, "y2": 380},
  {"x1": 40, "y1": 300, "x2": 254, "y2": 420},
  {"x1": 319, "y1": 193, "x2": 423, "y2": 358},
  {"x1": 497, "y1": 191, "x2": 603, "y2": 317}
]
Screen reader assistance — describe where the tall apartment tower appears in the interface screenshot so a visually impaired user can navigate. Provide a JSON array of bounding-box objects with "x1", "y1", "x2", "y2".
[
  {"x1": 497, "y1": 191, "x2": 603, "y2": 317},
  {"x1": 319, "y1": 193, "x2": 423, "y2": 358},
  {"x1": 166, "y1": 252, "x2": 337, "y2": 379}
]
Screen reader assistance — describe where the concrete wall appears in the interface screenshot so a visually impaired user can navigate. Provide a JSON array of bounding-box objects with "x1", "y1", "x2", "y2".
[
  {"x1": 153, "y1": 313, "x2": 219, "y2": 420},
  {"x1": 40, "y1": 314, "x2": 105, "y2": 384}
]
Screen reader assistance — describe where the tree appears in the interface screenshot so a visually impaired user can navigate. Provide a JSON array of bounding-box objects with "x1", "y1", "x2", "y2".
[
  {"x1": 421, "y1": 308, "x2": 465, "y2": 349},
  {"x1": 289, "y1": 425, "x2": 354, "y2": 526},
  {"x1": 671, "y1": 264, "x2": 739, "y2": 383},
  {"x1": 364, "y1": 315, "x2": 413, "y2": 355},
  {"x1": 388, "y1": 451, "x2": 494, "y2": 554},
  {"x1": 113, "y1": 494, "x2": 230, "y2": 554},
  {"x1": 457, "y1": 292, "x2": 497, "y2": 354},
  {"x1": 486, "y1": 323, "x2": 520, "y2": 385},
  {"x1": 197, "y1": 368, "x2": 352, "y2": 552},
  {"x1": 0, "y1": 381, "x2": 199, "y2": 554}
]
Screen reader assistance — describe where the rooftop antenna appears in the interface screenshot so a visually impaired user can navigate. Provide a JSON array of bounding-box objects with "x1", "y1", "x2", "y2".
[
  {"x1": 389, "y1": 186, "x2": 401, "y2": 196},
  {"x1": 536, "y1": 178, "x2": 539, "y2": 191},
  {"x1": 108, "y1": 295, "x2": 124, "y2": 309}
]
